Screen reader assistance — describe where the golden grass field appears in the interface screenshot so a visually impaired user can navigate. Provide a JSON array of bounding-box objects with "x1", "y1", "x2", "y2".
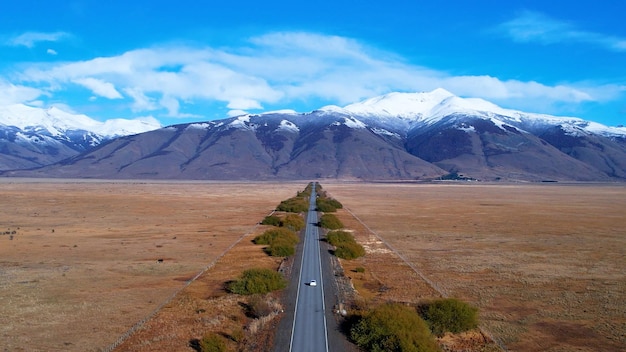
[
  {"x1": 0, "y1": 180, "x2": 624, "y2": 352},
  {"x1": 0, "y1": 180, "x2": 302, "y2": 352},
  {"x1": 323, "y1": 182, "x2": 626, "y2": 352}
]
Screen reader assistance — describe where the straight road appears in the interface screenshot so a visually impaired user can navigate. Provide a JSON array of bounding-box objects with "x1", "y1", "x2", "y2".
[{"x1": 289, "y1": 183, "x2": 329, "y2": 352}]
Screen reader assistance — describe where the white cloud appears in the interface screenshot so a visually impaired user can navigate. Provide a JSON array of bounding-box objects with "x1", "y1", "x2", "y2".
[
  {"x1": 47, "y1": 49, "x2": 58, "y2": 55},
  {"x1": 6, "y1": 31, "x2": 623, "y2": 119},
  {"x1": 0, "y1": 80, "x2": 44, "y2": 105},
  {"x1": 498, "y1": 11, "x2": 626, "y2": 52},
  {"x1": 7, "y1": 31, "x2": 71, "y2": 48},
  {"x1": 123, "y1": 87, "x2": 158, "y2": 112},
  {"x1": 159, "y1": 95, "x2": 181, "y2": 117},
  {"x1": 73, "y1": 78, "x2": 123, "y2": 99},
  {"x1": 227, "y1": 109, "x2": 248, "y2": 117},
  {"x1": 227, "y1": 98, "x2": 263, "y2": 110}
]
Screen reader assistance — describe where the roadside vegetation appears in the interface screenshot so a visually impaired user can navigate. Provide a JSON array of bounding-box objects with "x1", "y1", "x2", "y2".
[
  {"x1": 419, "y1": 298, "x2": 479, "y2": 336},
  {"x1": 228, "y1": 268, "x2": 287, "y2": 295},
  {"x1": 260, "y1": 215, "x2": 281, "y2": 226},
  {"x1": 256, "y1": 216, "x2": 302, "y2": 257},
  {"x1": 256, "y1": 186, "x2": 310, "y2": 258},
  {"x1": 280, "y1": 213, "x2": 305, "y2": 231},
  {"x1": 261, "y1": 213, "x2": 305, "y2": 231},
  {"x1": 197, "y1": 332, "x2": 227, "y2": 352},
  {"x1": 326, "y1": 230, "x2": 365, "y2": 260},
  {"x1": 316, "y1": 197, "x2": 343, "y2": 212},
  {"x1": 209, "y1": 184, "x2": 315, "y2": 350},
  {"x1": 349, "y1": 303, "x2": 441, "y2": 352},
  {"x1": 315, "y1": 184, "x2": 343, "y2": 212},
  {"x1": 319, "y1": 213, "x2": 344, "y2": 229},
  {"x1": 297, "y1": 182, "x2": 315, "y2": 198},
  {"x1": 276, "y1": 196, "x2": 309, "y2": 213},
  {"x1": 254, "y1": 227, "x2": 298, "y2": 246},
  {"x1": 313, "y1": 184, "x2": 482, "y2": 351}
]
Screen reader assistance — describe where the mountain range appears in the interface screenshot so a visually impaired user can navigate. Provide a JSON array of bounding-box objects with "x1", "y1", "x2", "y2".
[
  {"x1": 0, "y1": 104, "x2": 160, "y2": 171},
  {"x1": 2, "y1": 88, "x2": 626, "y2": 182}
]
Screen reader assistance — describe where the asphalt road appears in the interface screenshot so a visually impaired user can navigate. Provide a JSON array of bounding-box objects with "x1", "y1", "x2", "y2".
[{"x1": 288, "y1": 184, "x2": 329, "y2": 352}]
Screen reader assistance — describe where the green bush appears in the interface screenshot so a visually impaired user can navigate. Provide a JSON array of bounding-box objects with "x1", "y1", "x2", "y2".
[
  {"x1": 266, "y1": 241, "x2": 296, "y2": 257},
  {"x1": 350, "y1": 303, "x2": 440, "y2": 352},
  {"x1": 420, "y1": 298, "x2": 479, "y2": 336},
  {"x1": 261, "y1": 215, "x2": 281, "y2": 226},
  {"x1": 326, "y1": 230, "x2": 365, "y2": 259},
  {"x1": 228, "y1": 268, "x2": 287, "y2": 295},
  {"x1": 314, "y1": 182, "x2": 326, "y2": 194},
  {"x1": 326, "y1": 230, "x2": 353, "y2": 246},
  {"x1": 355, "y1": 267, "x2": 366, "y2": 273},
  {"x1": 277, "y1": 196, "x2": 309, "y2": 213},
  {"x1": 281, "y1": 214, "x2": 305, "y2": 231},
  {"x1": 319, "y1": 213, "x2": 343, "y2": 229},
  {"x1": 199, "y1": 332, "x2": 227, "y2": 352},
  {"x1": 334, "y1": 242, "x2": 366, "y2": 260},
  {"x1": 253, "y1": 227, "x2": 299, "y2": 246},
  {"x1": 316, "y1": 197, "x2": 343, "y2": 212},
  {"x1": 254, "y1": 227, "x2": 299, "y2": 257}
]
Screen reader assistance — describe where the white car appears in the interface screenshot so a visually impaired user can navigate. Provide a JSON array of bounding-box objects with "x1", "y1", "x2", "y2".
[{"x1": 309, "y1": 279, "x2": 317, "y2": 286}]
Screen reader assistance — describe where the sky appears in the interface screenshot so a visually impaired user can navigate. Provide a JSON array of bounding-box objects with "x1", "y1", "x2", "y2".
[{"x1": 0, "y1": 0, "x2": 625, "y2": 127}]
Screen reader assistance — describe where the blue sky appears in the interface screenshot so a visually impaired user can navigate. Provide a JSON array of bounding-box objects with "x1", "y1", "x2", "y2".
[{"x1": 1, "y1": 0, "x2": 625, "y2": 127}]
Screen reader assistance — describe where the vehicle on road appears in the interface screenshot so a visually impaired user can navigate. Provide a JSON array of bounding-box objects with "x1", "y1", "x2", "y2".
[{"x1": 309, "y1": 279, "x2": 317, "y2": 286}]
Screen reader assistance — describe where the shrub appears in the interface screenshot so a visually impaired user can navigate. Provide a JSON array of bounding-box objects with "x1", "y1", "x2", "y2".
[
  {"x1": 314, "y1": 182, "x2": 326, "y2": 195},
  {"x1": 199, "y1": 332, "x2": 227, "y2": 352},
  {"x1": 420, "y1": 298, "x2": 479, "y2": 336},
  {"x1": 334, "y1": 242, "x2": 366, "y2": 260},
  {"x1": 277, "y1": 197, "x2": 309, "y2": 213},
  {"x1": 228, "y1": 268, "x2": 287, "y2": 295},
  {"x1": 253, "y1": 227, "x2": 299, "y2": 246},
  {"x1": 254, "y1": 227, "x2": 299, "y2": 257},
  {"x1": 266, "y1": 241, "x2": 296, "y2": 257},
  {"x1": 350, "y1": 303, "x2": 440, "y2": 352},
  {"x1": 355, "y1": 267, "x2": 366, "y2": 273},
  {"x1": 316, "y1": 197, "x2": 343, "y2": 212},
  {"x1": 247, "y1": 294, "x2": 273, "y2": 318},
  {"x1": 281, "y1": 214, "x2": 305, "y2": 231},
  {"x1": 319, "y1": 213, "x2": 343, "y2": 229},
  {"x1": 326, "y1": 230, "x2": 365, "y2": 259},
  {"x1": 261, "y1": 215, "x2": 281, "y2": 226},
  {"x1": 326, "y1": 230, "x2": 353, "y2": 246}
]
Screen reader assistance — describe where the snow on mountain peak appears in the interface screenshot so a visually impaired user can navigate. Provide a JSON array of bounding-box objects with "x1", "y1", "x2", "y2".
[
  {"x1": 0, "y1": 104, "x2": 161, "y2": 137},
  {"x1": 343, "y1": 88, "x2": 455, "y2": 118},
  {"x1": 339, "y1": 88, "x2": 626, "y2": 138}
]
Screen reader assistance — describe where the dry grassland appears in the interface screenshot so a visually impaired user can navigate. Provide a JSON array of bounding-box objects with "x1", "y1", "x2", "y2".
[
  {"x1": 0, "y1": 180, "x2": 302, "y2": 352},
  {"x1": 2, "y1": 180, "x2": 624, "y2": 352},
  {"x1": 323, "y1": 182, "x2": 626, "y2": 352}
]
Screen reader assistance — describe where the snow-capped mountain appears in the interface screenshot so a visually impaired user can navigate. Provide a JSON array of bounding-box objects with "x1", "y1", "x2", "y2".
[
  {"x1": 3, "y1": 89, "x2": 626, "y2": 181},
  {"x1": 0, "y1": 104, "x2": 161, "y2": 170},
  {"x1": 343, "y1": 88, "x2": 626, "y2": 138},
  {"x1": 0, "y1": 104, "x2": 161, "y2": 138}
]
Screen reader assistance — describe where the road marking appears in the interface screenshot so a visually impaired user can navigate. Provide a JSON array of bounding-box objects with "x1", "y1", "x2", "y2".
[
  {"x1": 316, "y1": 210, "x2": 330, "y2": 352},
  {"x1": 288, "y1": 183, "x2": 329, "y2": 352},
  {"x1": 288, "y1": 214, "x2": 306, "y2": 352}
]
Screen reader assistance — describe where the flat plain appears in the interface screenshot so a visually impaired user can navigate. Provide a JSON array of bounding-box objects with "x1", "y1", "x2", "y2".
[
  {"x1": 0, "y1": 180, "x2": 302, "y2": 352},
  {"x1": 0, "y1": 180, "x2": 624, "y2": 352},
  {"x1": 324, "y1": 182, "x2": 626, "y2": 352}
]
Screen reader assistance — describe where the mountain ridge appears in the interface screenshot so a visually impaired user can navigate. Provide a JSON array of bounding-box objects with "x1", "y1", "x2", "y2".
[
  {"x1": 2, "y1": 89, "x2": 625, "y2": 181},
  {"x1": 0, "y1": 104, "x2": 161, "y2": 170}
]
